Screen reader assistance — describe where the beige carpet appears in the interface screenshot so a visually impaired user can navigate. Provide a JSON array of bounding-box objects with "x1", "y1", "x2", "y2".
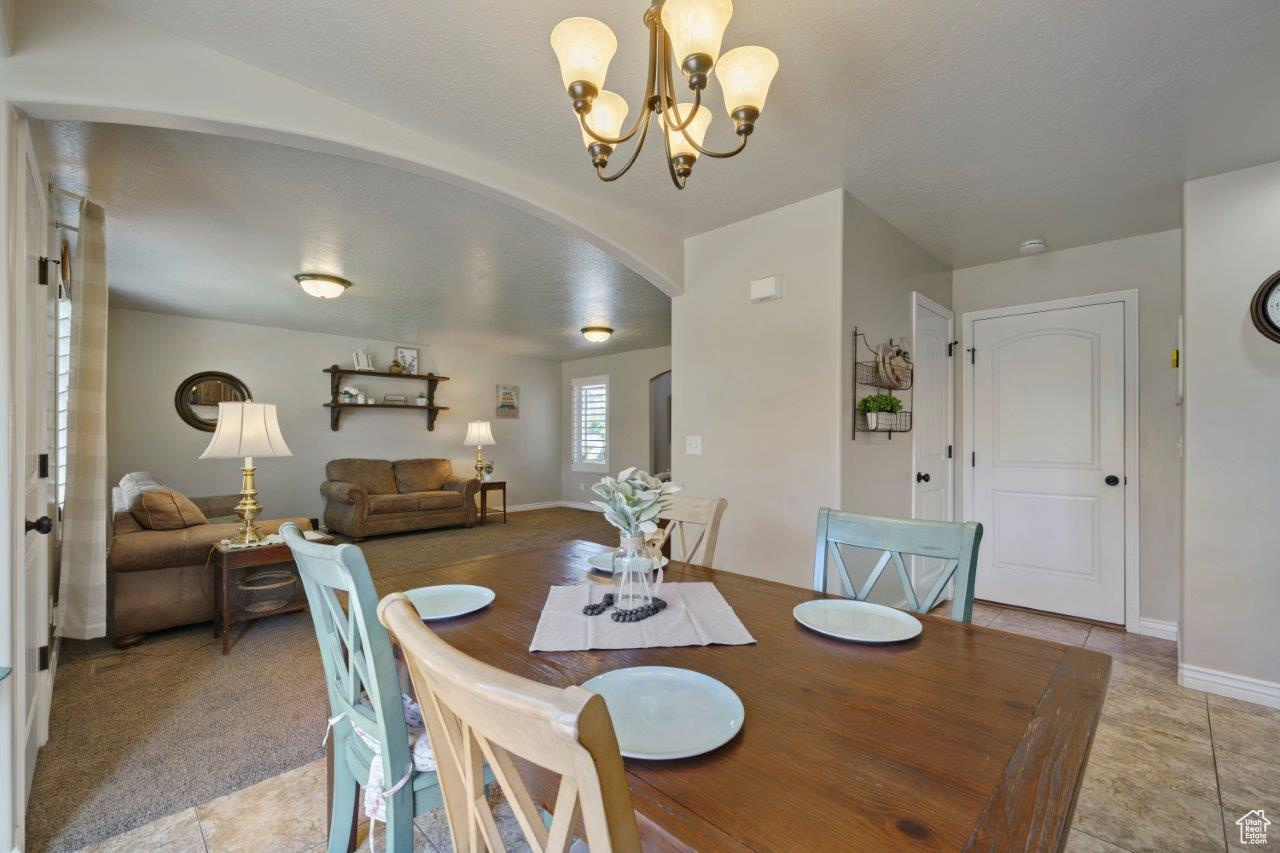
[{"x1": 28, "y1": 507, "x2": 614, "y2": 852}]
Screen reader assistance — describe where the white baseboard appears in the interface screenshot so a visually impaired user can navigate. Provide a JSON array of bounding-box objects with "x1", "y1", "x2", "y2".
[
  {"x1": 1137, "y1": 618, "x2": 1179, "y2": 642},
  {"x1": 1179, "y1": 663, "x2": 1280, "y2": 710},
  {"x1": 499, "y1": 500, "x2": 597, "y2": 513}
]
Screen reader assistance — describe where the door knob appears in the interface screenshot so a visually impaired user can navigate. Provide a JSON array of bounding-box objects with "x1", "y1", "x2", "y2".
[
  {"x1": 916, "y1": 472, "x2": 931, "y2": 483},
  {"x1": 25, "y1": 516, "x2": 52, "y2": 535},
  {"x1": 1104, "y1": 475, "x2": 1120, "y2": 487}
]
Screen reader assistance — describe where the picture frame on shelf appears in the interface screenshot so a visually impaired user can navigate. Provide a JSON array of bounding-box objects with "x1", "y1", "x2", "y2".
[
  {"x1": 496, "y1": 384, "x2": 519, "y2": 419},
  {"x1": 352, "y1": 349, "x2": 374, "y2": 372},
  {"x1": 395, "y1": 347, "x2": 419, "y2": 375}
]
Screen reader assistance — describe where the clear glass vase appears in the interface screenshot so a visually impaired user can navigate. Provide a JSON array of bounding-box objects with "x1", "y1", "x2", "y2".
[{"x1": 612, "y1": 535, "x2": 661, "y2": 610}]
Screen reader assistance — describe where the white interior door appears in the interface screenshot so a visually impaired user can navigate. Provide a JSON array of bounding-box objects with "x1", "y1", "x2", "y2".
[
  {"x1": 911, "y1": 294, "x2": 954, "y2": 593},
  {"x1": 18, "y1": 124, "x2": 51, "y2": 812},
  {"x1": 970, "y1": 301, "x2": 1126, "y2": 623}
]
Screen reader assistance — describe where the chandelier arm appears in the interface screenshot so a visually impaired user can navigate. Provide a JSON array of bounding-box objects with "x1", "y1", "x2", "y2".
[
  {"x1": 656, "y1": 30, "x2": 702, "y2": 132},
  {"x1": 678, "y1": 127, "x2": 750, "y2": 159},
  {"x1": 595, "y1": 108, "x2": 655, "y2": 182},
  {"x1": 577, "y1": 22, "x2": 659, "y2": 146}
]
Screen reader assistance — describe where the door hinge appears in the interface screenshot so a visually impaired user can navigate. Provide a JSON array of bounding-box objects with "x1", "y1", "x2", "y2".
[
  {"x1": 38, "y1": 256, "x2": 63, "y2": 286},
  {"x1": 947, "y1": 444, "x2": 953, "y2": 459},
  {"x1": 38, "y1": 453, "x2": 49, "y2": 478},
  {"x1": 38, "y1": 645, "x2": 49, "y2": 671},
  {"x1": 947, "y1": 341, "x2": 959, "y2": 357},
  {"x1": 971, "y1": 451, "x2": 976, "y2": 467},
  {"x1": 967, "y1": 347, "x2": 976, "y2": 365}
]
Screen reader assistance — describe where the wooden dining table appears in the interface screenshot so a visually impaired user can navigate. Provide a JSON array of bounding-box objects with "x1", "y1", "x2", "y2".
[{"x1": 372, "y1": 539, "x2": 1110, "y2": 851}]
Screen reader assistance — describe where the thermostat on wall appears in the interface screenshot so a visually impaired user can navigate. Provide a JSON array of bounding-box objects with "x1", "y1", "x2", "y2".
[{"x1": 750, "y1": 275, "x2": 782, "y2": 302}]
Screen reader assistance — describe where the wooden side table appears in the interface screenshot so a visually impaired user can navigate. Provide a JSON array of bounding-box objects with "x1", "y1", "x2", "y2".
[
  {"x1": 213, "y1": 533, "x2": 332, "y2": 654},
  {"x1": 479, "y1": 480, "x2": 507, "y2": 525}
]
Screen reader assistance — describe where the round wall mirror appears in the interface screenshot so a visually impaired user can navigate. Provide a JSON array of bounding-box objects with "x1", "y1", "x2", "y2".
[{"x1": 175, "y1": 371, "x2": 251, "y2": 431}]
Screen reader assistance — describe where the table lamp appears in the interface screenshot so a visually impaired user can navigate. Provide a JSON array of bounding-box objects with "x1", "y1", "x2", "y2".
[
  {"x1": 463, "y1": 420, "x2": 495, "y2": 480},
  {"x1": 200, "y1": 401, "x2": 293, "y2": 545}
]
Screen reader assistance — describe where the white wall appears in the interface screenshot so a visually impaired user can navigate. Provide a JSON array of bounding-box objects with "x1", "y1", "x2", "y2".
[
  {"x1": 1182, "y1": 162, "x2": 1280, "y2": 696},
  {"x1": 840, "y1": 193, "x2": 951, "y2": 521},
  {"x1": 107, "y1": 309, "x2": 561, "y2": 520},
  {"x1": 951, "y1": 231, "x2": 1184, "y2": 625},
  {"x1": 560, "y1": 347, "x2": 671, "y2": 502},
  {"x1": 672, "y1": 191, "x2": 844, "y2": 586}
]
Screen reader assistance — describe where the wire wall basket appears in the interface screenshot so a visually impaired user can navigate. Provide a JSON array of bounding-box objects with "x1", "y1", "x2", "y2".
[{"x1": 852, "y1": 326, "x2": 914, "y2": 440}]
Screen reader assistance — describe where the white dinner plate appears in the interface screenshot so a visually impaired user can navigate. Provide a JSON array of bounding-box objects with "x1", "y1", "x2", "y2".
[
  {"x1": 582, "y1": 666, "x2": 744, "y2": 760},
  {"x1": 585, "y1": 551, "x2": 669, "y2": 574},
  {"x1": 793, "y1": 599, "x2": 923, "y2": 644},
  {"x1": 404, "y1": 584, "x2": 495, "y2": 621}
]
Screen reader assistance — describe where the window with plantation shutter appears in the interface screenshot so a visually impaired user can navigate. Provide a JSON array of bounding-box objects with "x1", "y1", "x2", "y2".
[{"x1": 571, "y1": 375, "x2": 609, "y2": 472}]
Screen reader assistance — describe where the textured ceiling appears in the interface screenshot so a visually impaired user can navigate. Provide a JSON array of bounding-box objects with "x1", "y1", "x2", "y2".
[
  {"x1": 39, "y1": 121, "x2": 671, "y2": 359},
  {"x1": 87, "y1": 0, "x2": 1280, "y2": 268}
]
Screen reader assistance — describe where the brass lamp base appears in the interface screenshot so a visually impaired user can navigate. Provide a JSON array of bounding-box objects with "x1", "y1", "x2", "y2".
[
  {"x1": 474, "y1": 445, "x2": 486, "y2": 481},
  {"x1": 232, "y1": 463, "x2": 265, "y2": 545}
]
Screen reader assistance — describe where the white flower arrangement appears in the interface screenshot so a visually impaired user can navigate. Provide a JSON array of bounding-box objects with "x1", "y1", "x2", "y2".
[
  {"x1": 590, "y1": 467, "x2": 681, "y2": 539},
  {"x1": 339, "y1": 385, "x2": 360, "y2": 402}
]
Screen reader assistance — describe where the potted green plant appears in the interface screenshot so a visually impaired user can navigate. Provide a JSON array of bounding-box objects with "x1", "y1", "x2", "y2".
[{"x1": 856, "y1": 393, "x2": 903, "y2": 430}]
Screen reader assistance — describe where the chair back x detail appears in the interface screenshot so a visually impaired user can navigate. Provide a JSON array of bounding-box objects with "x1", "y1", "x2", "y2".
[
  {"x1": 379, "y1": 593, "x2": 641, "y2": 853},
  {"x1": 651, "y1": 495, "x2": 728, "y2": 567},
  {"x1": 812, "y1": 508, "x2": 983, "y2": 622}
]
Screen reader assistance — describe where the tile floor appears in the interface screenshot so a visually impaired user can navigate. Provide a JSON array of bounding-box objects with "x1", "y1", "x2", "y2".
[{"x1": 80, "y1": 601, "x2": 1279, "y2": 852}]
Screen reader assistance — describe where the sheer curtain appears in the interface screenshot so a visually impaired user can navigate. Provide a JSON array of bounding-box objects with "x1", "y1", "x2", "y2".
[{"x1": 58, "y1": 201, "x2": 109, "y2": 639}]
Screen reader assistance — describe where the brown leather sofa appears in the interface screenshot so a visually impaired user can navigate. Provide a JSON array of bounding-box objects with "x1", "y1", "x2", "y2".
[
  {"x1": 321, "y1": 458, "x2": 476, "y2": 540},
  {"x1": 108, "y1": 472, "x2": 311, "y2": 647}
]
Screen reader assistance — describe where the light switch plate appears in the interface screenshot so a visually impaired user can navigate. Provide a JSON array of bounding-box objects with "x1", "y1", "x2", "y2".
[{"x1": 685, "y1": 435, "x2": 702, "y2": 455}]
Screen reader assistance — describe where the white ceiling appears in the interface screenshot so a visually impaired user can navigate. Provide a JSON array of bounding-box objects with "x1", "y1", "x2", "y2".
[
  {"x1": 88, "y1": 0, "x2": 1280, "y2": 268},
  {"x1": 39, "y1": 121, "x2": 671, "y2": 359}
]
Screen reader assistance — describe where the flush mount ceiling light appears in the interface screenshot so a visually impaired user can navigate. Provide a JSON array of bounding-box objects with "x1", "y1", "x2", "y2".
[
  {"x1": 550, "y1": 0, "x2": 779, "y2": 189},
  {"x1": 295, "y1": 273, "x2": 350, "y2": 299},
  {"x1": 581, "y1": 326, "x2": 614, "y2": 342},
  {"x1": 1019, "y1": 239, "x2": 1046, "y2": 255}
]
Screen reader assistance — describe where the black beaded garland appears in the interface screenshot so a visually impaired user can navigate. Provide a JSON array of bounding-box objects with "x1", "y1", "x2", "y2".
[
  {"x1": 610, "y1": 597, "x2": 667, "y2": 623},
  {"x1": 582, "y1": 593, "x2": 615, "y2": 616}
]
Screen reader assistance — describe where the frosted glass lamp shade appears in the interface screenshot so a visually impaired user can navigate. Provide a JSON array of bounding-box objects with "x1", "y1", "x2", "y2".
[
  {"x1": 660, "y1": 0, "x2": 733, "y2": 65},
  {"x1": 580, "y1": 90, "x2": 630, "y2": 147},
  {"x1": 199, "y1": 403, "x2": 293, "y2": 460},
  {"x1": 665, "y1": 104, "x2": 713, "y2": 159},
  {"x1": 550, "y1": 17, "x2": 618, "y2": 90},
  {"x1": 463, "y1": 420, "x2": 496, "y2": 447},
  {"x1": 716, "y1": 46, "x2": 779, "y2": 114}
]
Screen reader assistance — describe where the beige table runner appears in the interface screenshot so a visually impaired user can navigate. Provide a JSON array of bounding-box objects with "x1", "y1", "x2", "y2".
[{"x1": 529, "y1": 581, "x2": 756, "y2": 652}]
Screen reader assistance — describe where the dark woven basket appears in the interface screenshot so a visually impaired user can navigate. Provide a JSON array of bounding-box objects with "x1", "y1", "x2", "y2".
[{"x1": 236, "y1": 568, "x2": 298, "y2": 613}]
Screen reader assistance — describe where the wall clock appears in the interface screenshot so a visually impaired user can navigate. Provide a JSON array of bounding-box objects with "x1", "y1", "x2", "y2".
[{"x1": 1251, "y1": 270, "x2": 1280, "y2": 344}]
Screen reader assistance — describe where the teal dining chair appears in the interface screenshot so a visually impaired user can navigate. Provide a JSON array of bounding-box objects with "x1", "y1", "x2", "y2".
[
  {"x1": 811, "y1": 508, "x2": 983, "y2": 623},
  {"x1": 281, "y1": 523, "x2": 441, "y2": 853}
]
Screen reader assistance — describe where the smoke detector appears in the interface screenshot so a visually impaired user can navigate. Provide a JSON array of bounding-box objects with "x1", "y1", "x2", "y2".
[{"x1": 1019, "y1": 239, "x2": 1046, "y2": 255}]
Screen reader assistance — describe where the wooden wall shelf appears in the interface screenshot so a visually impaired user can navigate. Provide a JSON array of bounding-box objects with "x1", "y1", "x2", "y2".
[{"x1": 324, "y1": 365, "x2": 450, "y2": 431}]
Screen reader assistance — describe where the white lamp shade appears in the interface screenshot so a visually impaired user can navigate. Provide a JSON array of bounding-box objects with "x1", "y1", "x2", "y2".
[
  {"x1": 463, "y1": 420, "x2": 496, "y2": 447},
  {"x1": 716, "y1": 46, "x2": 779, "y2": 114},
  {"x1": 665, "y1": 104, "x2": 713, "y2": 159},
  {"x1": 580, "y1": 90, "x2": 630, "y2": 147},
  {"x1": 660, "y1": 0, "x2": 733, "y2": 64},
  {"x1": 550, "y1": 17, "x2": 618, "y2": 90},
  {"x1": 199, "y1": 402, "x2": 293, "y2": 460}
]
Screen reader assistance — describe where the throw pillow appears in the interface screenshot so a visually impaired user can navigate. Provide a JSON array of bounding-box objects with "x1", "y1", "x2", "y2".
[{"x1": 131, "y1": 489, "x2": 209, "y2": 530}]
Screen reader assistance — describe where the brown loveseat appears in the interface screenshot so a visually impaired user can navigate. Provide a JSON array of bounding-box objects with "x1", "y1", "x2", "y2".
[
  {"x1": 321, "y1": 458, "x2": 477, "y2": 540},
  {"x1": 108, "y1": 472, "x2": 311, "y2": 647}
]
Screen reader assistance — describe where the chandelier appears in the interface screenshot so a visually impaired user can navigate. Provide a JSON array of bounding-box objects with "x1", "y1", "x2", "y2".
[{"x1": 550, "y1": 0, "x2": 779, "y2": 189}]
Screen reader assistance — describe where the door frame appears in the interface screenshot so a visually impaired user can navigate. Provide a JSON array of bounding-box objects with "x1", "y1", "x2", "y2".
[
  {"x1": 910, "y1": 292, "x2": 955, "y2": 524},
  {"x1": 961, "y1": 289, "x2": 1140, "y2": 633}
]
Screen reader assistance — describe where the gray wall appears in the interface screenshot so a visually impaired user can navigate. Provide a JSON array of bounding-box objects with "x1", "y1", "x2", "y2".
[
  {"x1": 107, "y1": 309, "x2": 561, "y2": 520},
  {"x1": 1183, "y1": 162, "x2": 1280, "y2": 690},
  {"x1": 840, "y1": 192, "x2": 952, "y2": 519},
  {"x1": 560, "y1": 346, "x2": 671, "y2": 502},
  {"x1": 951, "y1": 230, "x2": 1184, "y2": 625},
  {"x1": 672, "y1": 191, "x2": 845, "y2": 586}
]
